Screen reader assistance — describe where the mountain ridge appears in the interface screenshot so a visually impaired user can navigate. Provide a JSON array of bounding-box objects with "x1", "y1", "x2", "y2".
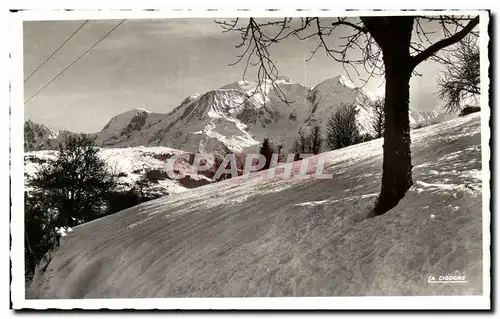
[{"x1": 24, "y1": 76, "x2": 450, "y2": 152}]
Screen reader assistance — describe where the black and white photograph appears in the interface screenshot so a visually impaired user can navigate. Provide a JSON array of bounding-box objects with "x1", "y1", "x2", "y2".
[{"x1": 9, "y1": 8, "x2": 490, "y2": 310}]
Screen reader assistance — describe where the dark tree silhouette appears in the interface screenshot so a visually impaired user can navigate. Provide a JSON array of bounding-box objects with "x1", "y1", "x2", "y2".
[
  {"x1": 292, "y1": 129, "x2": 307, "y2": 160},
  {"x1": 325, "y1": 103, "x2": 361, "y2": 150},
  {"x1": 299, "y1": 129, "x2": 310, "y2": 154},
  {"x1": 28, "y1": 134, "x2": 116, "y2": 227},
  {"x1": 459, "y1": 105, "x2": 481, "y2": 116},
  {"x1": 309, "y1": 124, "x2": 323, "y2": 155},
  {"x1": 259, "y1": 138, "x2": 274, "y2": 170},
  {"x1": 24, "y1": 192, "x2": 59, "y2": 278},
  {"x1": 437, "y1": 36, "x2": 480, "y2": 112},
  {"x1": 292, "y1": 132, "x2": 303, "y2": 161},
  {"x1": 25, "y1": 134, "x2": 116, "y2": 279},
  {"x1": 369, "y1": 98, "x2": 385, "y2": 138},
  {"x1": 292, "y1": 127, "x2": 319, "y2": 159},
  {"x1": 216, "y1": 15, "x2": 480, "y2": 215}
]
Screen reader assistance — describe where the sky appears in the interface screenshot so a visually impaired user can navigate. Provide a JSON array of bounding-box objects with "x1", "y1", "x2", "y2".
[{"x1": 24, "y1": 18, "x2": 447, "y2": 133}]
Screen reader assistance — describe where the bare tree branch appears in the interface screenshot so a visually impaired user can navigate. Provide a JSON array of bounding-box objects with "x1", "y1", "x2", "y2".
[
  {"x1": 215, "y1": 15, "x2": 480, "y2": 107},
  {"x1": 437, "y1": 35, "x2": 480, "y2": 112},
  {"x1": 411, "y1": 15, "x2": 480, "y2": 69},
  {"x1": 214, "y1": 17, "x2": 382, "y2": 104},
  {"x1": 331, "y1": 18, "x2": 369, "y2": 33}
]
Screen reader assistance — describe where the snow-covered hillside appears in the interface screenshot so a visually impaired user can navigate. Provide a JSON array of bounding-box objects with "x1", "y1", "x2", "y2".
[
  {"x1": 94, "y1": 108, "x2": 165, "y2": 148},
  {"x1": 24, "y1": 146, "x2": 213, "y2": 198},
  {"x1": 28, "y1": 113, "x2": 483, "y2": 298},
  {"x1": 24, "y1": 75, "x2": 446, "y2": 153}
]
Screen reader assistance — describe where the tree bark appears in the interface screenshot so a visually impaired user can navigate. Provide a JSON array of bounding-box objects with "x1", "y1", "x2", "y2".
[
  {"x1": 373, "y1": 61, "x2": 413, "y2": 215},
  {"x1": 366, "y1": 17, "x2": 415, "y2": 216}
]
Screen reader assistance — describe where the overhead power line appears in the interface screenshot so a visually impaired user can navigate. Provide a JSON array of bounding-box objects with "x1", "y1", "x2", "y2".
[
  {"x1": 24, "y1": 20, "x2": 89, "y2": 83},
  {"x1": 25, "y1": 19, "x2": 126, "y2": 105}
]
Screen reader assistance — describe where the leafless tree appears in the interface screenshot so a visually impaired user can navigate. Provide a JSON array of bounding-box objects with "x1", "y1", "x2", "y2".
[
  {"x1": 369, "y1": 98, "x2": 385, "y2": 138},
  {"x1": 309, "y1": 124, "x2": 323, "y2": 155},
  {"x1": 325, "y1": 103, "x2": 361, "y2": 150},
  {"x1": 216, "y1": 15, "x2": 480, "y2": 215},
  {"x1": 292, "y1": 128, "x2": 311, "y2": 160},
  {"x1": 437, "y1": 35, "x2": 480, "y2": 112},
  {"x1": 268, "y1": 137, "x2": 287, "y2": 161},
  {"x1": 259, "y1": 138, "x2": 273, "y2": 170},
  {"x1": 291, "y1": 124, "x2": 322, "y2": 158}
]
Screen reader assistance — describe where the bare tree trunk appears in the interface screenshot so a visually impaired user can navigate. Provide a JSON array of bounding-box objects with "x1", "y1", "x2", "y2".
[
  {"x1": 373, "y1": 62, "x2": 413, "y2": 215},
  {"x1": 364, "y1": 17, "x2": 415, "y2": 216}
]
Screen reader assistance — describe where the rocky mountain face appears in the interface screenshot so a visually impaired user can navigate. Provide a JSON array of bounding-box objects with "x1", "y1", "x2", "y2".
[
  {"x1": 24, "y1": 120, "x2": 66, "y2": 152},
  {"x1": 24, "y1": 75, "x2": 448, "y2": 153}
]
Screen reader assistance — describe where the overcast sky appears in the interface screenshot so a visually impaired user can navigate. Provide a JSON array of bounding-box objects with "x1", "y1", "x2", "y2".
[{"x1": 24, "y1": 18, "x2": 446, "y2": 133}]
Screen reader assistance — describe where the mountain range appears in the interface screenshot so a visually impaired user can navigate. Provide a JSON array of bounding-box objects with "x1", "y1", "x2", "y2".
[{"x1": 24, "y1": 75, "x2": 450, "y2": 153}]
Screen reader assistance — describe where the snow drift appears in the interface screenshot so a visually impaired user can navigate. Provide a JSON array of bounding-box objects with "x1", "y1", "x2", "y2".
[{"x1": 28, "y1": 113, "x2": 483, "y2": 298}]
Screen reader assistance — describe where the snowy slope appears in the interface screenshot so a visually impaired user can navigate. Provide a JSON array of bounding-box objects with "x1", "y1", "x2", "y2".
[
  {"x1": 409, "y1": 110, "x2": 453, "y2": 127},
  {"x1": 93, "y1": 108, "x2": 167, "y2": 148},
  {"x1": 28, "y1": 113, "x2": 483, "y2": 298},
  {"x1": 24, "y1": 75, "x2": 446, "y2": 153},
  {"x1": 24, "y1": 146, "x2": 213, "y2": 197}
]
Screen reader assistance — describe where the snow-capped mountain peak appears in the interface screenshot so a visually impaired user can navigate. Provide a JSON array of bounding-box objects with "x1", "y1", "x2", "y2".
[
  {"x1": 24, "y1": 120, "x2": 66, "y2": 152},
  {"x1": 333, "y1": 74, "x2": 358, "y2": 89},
  {"x1": 136, "y1": 107, "x2": 151, "y2": 114},
  {"x1": 24, "y1": 75, "x2": 448, "y2": 153}
]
